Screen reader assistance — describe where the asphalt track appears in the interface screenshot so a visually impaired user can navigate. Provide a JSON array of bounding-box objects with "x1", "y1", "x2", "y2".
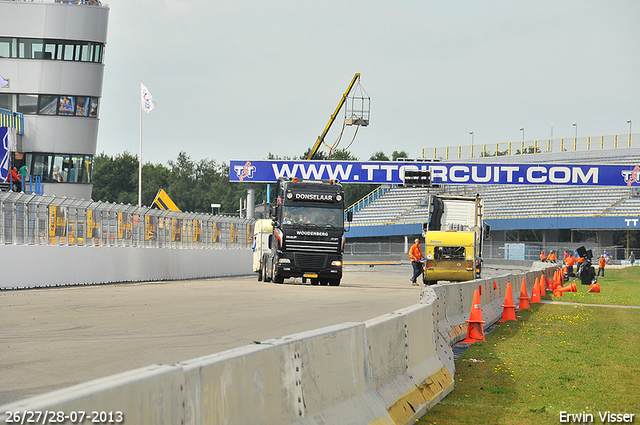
[{"x1": 0, "y1": 264, "x2": 425, "y2": 405}]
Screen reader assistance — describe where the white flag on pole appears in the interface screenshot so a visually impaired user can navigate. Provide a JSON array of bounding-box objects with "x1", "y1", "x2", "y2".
[
  {"x1": 141, "y1": 82, "x2": 156, "y2": 113},
  {"x1": 0, "y1": 74, "x2": 8, "y2": 88}
]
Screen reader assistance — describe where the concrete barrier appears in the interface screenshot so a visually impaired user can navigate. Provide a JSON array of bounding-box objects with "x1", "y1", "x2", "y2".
[
  {"x1": 0, "y1": 365, "x2": 185, "y2": 424},
  {"x1": 366, "y1": 301, "x2": 452, "y2": 424},
  {"x1": 0, "y1": 246, "x2": 252, "y2": 289},
  {"x1": 179, "y1": 323, "x2": 392, "y2": 425},
  {"x1": 0, "y1": 264, "x2": 556, "y2": 425}
]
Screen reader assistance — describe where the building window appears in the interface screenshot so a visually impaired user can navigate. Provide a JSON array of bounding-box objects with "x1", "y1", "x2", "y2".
[
  {"x1": 18, "y1": 94, "x2": 38, "y2": 115},
  {"x1": 4, "y1": 94, "x2": 99, "y2": 118},
  {"x1": 83, "y1": 155, "x2": 93, "y2": 183},
  {"x1": 0, "y1": 93, "x2": 15, "y2": 111},
  {"x1": 76, "y1": 97, "x2": 89, "y2": 116},
  {"x1": 68, "y1": 155, "x2": 85, "y2": 182},
  {"x1": 0, "y1": 37, "x2": 14, "y2": 58},
  {"x1": 39, "y1": 95, "x2": 58, "y2": 115},
  {"x1": 53, "y1": 155, "x2": 69, "y2": 182},
  {"x1": 59, "y1": 96, "x2": 75, "y2": 116},
  {"x1": 26, "y1": 153, "x2": 92, "y2": 184},
  {"x1": 19, "y1": 39, "x2": 45, "y2": 59},
  {"x1": 32, "y1": 154, "x2": 53, "y2": 183},
  {"x1": 2, "y1": 37, "x2": 105, "y2": 63}
]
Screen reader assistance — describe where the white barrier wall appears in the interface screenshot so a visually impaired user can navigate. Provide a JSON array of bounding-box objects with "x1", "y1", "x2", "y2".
[
  {"x1": 0, "y1": 264, "x2": 555, "y2": 425},
  {"x1": 0, "y1": 246, "x2": 253, "y2": 289}
]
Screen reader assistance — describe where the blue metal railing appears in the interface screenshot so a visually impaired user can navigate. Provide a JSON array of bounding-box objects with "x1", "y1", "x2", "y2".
[
  {"x1": 3, "y1": 174, "x2": 43, "y2": 195},
  {"x1": 345, "y1": 185, "x2": 391, "y2": 219}
]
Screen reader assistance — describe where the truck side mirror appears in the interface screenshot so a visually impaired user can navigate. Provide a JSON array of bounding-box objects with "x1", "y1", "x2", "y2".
[
  {"x1": 268, "y1": 233, "x2": 273, "y2": 249},
  {"x1": 346, "y1": 210, "x2": 353, "y2": 222}
]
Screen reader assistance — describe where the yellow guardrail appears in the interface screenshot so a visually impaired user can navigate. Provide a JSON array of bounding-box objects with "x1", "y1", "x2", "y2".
[{"x1": 422, "y1": 133, "x2": 639, "y2": 160}]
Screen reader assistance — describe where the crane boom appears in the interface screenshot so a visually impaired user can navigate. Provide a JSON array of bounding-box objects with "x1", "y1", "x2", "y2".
[{"x1": 306, "y1": 73, "x2": 361, "y2": 160}]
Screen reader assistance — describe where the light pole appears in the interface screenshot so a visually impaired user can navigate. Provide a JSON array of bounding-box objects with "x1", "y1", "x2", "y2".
[
  {"x1": 573, "y1": 122, "x2": 577, "y2": 138},
  {"x1": 628, "y1": 119, "x2": 632, "y2": 134},
  {"x1": 520, "y1": 127, "x2": 524, "y2": 141},
  {"x1": 469, "y1": 131, "x2": 474, "y2": 157}
]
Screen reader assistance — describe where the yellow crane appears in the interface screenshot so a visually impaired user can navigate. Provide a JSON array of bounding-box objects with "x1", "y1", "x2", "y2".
[{"x1": 306, "y1": 73, "x2": 369, "y2": 160}]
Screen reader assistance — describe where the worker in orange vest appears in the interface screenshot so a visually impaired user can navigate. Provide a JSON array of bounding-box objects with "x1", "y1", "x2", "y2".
[
  {"x1": 540, "y1": 250, "x2": 547, "y2": 262},
  {"x1": 565, "y1": 254, "x2": 575, "y2": 277},
  {"x1": 409, "y1": 238, "x2": 423, "y2": 286},
  {"x1": 597, "y1": 254, "x2": 606, "y2": 277},
  {"x1": 547, "y1": 250, "x2": 557, "y2": 263}
]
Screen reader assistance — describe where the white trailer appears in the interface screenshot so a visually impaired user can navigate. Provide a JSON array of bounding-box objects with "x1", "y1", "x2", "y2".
[{"x1": 253, "y1": 219, "x2": 273, "y2": 280}]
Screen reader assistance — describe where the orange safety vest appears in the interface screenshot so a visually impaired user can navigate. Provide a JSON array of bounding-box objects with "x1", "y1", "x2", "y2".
[
  {"x1": 409, "y1": 243, "x2": 423, "y2": 262},
  {"x1": 599, "y1": 257, "x2": 606, "y2": 268},
  {"x1": 566, "y1": 256, "x2": 575, "y2": 267}
]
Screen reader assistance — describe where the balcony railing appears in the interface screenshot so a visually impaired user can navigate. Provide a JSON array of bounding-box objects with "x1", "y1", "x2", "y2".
[{"x1": 0, "y1": 108, "x2": 24, "y2": 135}]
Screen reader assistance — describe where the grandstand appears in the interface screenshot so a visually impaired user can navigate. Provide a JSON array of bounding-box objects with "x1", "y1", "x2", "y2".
[{"x1": 346, "y1": 141, "x2": 640, "y2": 261}]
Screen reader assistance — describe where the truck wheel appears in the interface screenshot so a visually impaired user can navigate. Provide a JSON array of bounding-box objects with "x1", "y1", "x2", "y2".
[
  {"x1": 328, "y1": 278, "x2": 341, "y2": 286},
  {"x1": 262, "y1": 262, "x2": 271, "y2": 283},
  {"x1": 272, "y1": 263, "x2": 284, "y2": 284},
  {"x1": 310, "y1": 278, "x2": 319, "y2": 285},
  {"x1": 423, "y1": 276, "x2": 436, "y2": 285},
  {"x1": 257, "y1": 268, "x2": 262, "y2": 282}
]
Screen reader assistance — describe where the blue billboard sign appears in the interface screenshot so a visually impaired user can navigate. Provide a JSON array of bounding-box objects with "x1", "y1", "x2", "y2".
[
  {"x1": 0, "y1": 127, "x2": 13, "y2": 181},
  {"x1": 230, "y1": 159, "x2": 640, "y2": 187}
]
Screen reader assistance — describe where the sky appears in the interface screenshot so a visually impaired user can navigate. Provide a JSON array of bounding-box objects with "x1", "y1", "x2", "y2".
[{"x1": 96, "y1": 1, "x2": 640, "y2": 167}]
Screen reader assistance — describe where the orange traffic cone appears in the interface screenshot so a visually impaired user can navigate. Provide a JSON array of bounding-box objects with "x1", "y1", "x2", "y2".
[
  {"x1": 530, "y1": 278, "x2": 541, "y2": 303},
  {"x1": 500, "y1": 282, "x2": 517, "y2": 322},
  {"x1": 538, "y1": 275, "x2": 547, "y2": 296},
  {"x1": 462, "y1": 289, "x2": 486, "y2": 343},
  {"x1": 554, "y1": 283, "x2": 577, "y2": 296},
  {"x1": 518, "y1": 277, "x2": 530, "y2": 310},
  {"x1": 494, "y1": 281, "x2": 497, "y2": 290},
  {"x1": 553, "y1": 269, "x2": 562, "y2": 290},
  {"x1": 588, "y1": 283, "x2": 601, "y2": 293}
]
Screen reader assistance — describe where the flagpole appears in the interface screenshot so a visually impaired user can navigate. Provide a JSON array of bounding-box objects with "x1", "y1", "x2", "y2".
[{"x1": 138, "y1": 80, "x2": 143, "y2": 207}]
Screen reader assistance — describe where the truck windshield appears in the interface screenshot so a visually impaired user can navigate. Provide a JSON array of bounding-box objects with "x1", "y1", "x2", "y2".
[{"x1": 281, "y1": 206, "x2": 343, "y2": 228}]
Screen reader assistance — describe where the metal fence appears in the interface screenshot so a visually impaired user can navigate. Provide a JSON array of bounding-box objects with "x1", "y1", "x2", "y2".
[
  {"x1": 422, "y1": 133, "x2": 639, "y2": 160},
  {"x1": 345, "y1": 240, "x2": 639, "y2": 264},
  {"x1": 0, "y1": 191, "x2": 253, "y2": 248}
]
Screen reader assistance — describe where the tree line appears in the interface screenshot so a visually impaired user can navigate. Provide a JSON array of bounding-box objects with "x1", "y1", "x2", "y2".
[{"x1": 91, "y1": 149, "x2": 409, "y2": 215}]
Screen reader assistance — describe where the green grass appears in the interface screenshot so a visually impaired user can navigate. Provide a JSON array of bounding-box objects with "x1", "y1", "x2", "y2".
[
  {"x1": 418, "y1": 267, "x2": 640, "y2": 425},
  {"x1": 547, "y1": 266, "x2": 640, "y2": 307}
]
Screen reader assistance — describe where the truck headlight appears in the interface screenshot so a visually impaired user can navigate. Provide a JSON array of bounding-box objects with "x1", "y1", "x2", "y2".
[
  {"x1": 427, "y1": 254, "x2": 433, "y2": 260},
  {"x1": 331, "y1": 260, "x2": 342, "y2": 267},
  {"x1": 278, "y1": 258, "x2": 291, "y2": 264}
]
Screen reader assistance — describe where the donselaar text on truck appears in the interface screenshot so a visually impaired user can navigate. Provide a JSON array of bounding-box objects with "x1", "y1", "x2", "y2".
[{"x1": 254, "y1": 177, "x2": 352, "y2": 286}]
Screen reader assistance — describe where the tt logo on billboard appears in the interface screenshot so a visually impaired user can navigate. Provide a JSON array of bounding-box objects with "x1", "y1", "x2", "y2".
[
  {"x1": 625, "y1": 218, "x2": 639, "y2": 227},
  {"x1": 234, "y1": 161, "x2": 256, "y2": 181},
  {"x1": 622, "y1": 166, "x2": 640, "y2": 186}
]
